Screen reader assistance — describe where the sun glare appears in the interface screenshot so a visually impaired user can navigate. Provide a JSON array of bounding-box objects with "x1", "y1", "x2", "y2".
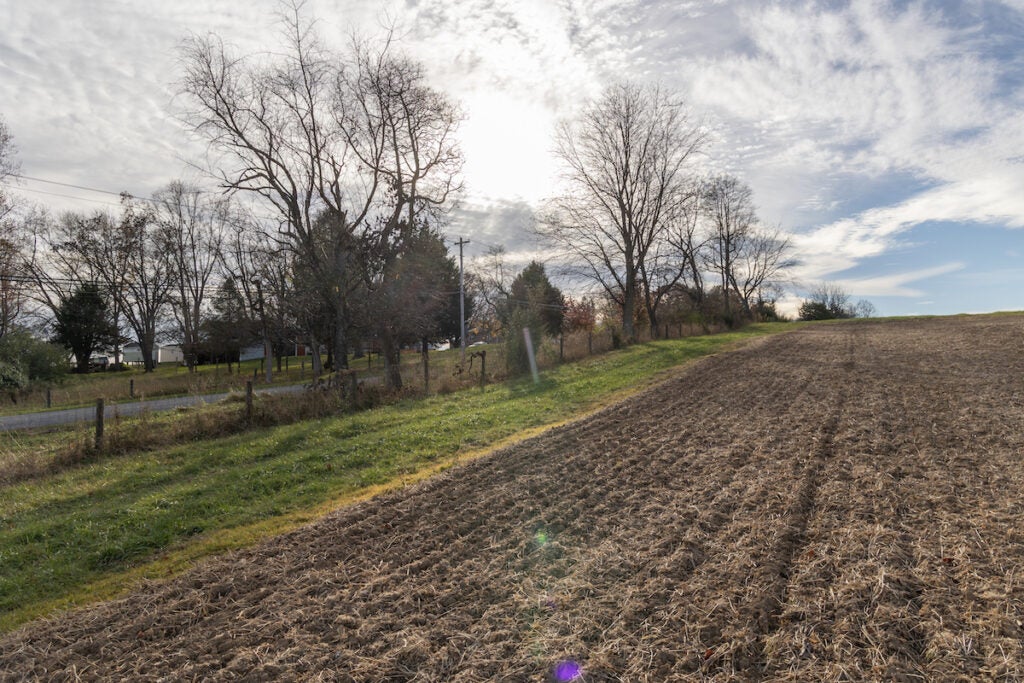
[{"x1": 457, "y1": 92, "x2": 560, "y2": 204}]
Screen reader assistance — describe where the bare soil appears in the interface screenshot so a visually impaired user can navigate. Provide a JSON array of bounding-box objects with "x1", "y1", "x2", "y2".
[{"x1": 3, "y1": 316, "x2": 1024, "y2": 681}]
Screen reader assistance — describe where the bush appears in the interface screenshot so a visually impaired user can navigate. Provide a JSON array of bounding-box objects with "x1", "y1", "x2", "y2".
[
  {"x1": 0, "y1": 359, "x2": 27, "y2": 399},
  {"x1": 505, "y1": 308, "x2": 544, "y2": 376},
  {"x1": 0, "y1": 329, "x2": 68, "y2": 401}
]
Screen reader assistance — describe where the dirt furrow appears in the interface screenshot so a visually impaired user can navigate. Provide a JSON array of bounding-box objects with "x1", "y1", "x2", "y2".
[{"x1": 3, "y1": 316, "x2": 1024, "y2": 681}]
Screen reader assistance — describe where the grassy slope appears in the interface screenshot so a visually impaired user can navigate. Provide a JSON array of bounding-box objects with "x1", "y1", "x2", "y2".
[{"x1": 0, "y1": 324, "x2": 786, "y2": 633}]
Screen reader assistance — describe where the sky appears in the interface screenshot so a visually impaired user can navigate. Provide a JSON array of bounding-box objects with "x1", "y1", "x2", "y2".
[{"x1": 1, "y1": 0, "x2": 1023, "y2": 316}]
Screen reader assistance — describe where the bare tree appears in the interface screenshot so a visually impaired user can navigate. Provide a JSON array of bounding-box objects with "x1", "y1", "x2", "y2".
[
  {"x1": 0, "y1": 116, "x2": 18, "y2": 224},
  {"x1": 0, "y1": 120, "x2": 23, "y2": 334},
  {"x1": 799, "y1": 282, "x2": 857, "y2": 320},
  {"x1": 666, "y1": 186, "x2": 707, "y2": 299},
  {"x1": 701, "y1": 174, "x2": 757, "y2": 323},
  {"x1": 21, "y1": 209, "x2": 113, "y2": 341},
  {"x1": 220, "y1": 218, "x2": 278, "y2": 383},
  {"x1": 540, "y1": 83, "x2": 705, "y2": 341},
  {"x1": 468, "y1": 245, "x2": 513, "y2": 340},
  {"x1": 701, "y1": 176, "x2": 795, "y2": 321},
  {"x1": 0, "y1": 238, "x2": 23, "y2": 337},
  {"x1": 153, "y1": 181, "x2": 228, "y2": 371},
  {"x1": 180, "y1": 1, "x2": 462, "y2": 384},
  {"x1": 112, "y1": 196, "x2": 175, "y2": 371},
  {"x1": 732, "y1": 226, "x2": 795, "y2": 317}
]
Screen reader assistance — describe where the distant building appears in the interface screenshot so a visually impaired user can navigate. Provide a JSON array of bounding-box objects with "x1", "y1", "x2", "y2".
[{"x1": 122, "y1": 343, "x2": 185, "y2": 366}]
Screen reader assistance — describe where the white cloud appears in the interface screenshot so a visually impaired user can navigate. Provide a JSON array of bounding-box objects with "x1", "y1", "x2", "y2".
[
  {"x1": 833, "y1": 262, "x2": 966, "y2": 298},
  {"x1": 2, "y1": 0, "x2": 1023, "y2": 316},
  {"x1": 675, "y1": 1, "x2": 1024, "y2": 281}
]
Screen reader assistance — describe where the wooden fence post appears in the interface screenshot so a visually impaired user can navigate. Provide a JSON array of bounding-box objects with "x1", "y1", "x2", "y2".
[
  {"x1": 46, "y1": 387, "x2": 51, "y2": 408},
  {"x1": 480, "y1": 351, "x2": 486, "y2": 389},
  {"x1": 422, "y1": 347, "x2": 429, "y2": 394},
  {"x1": 245, "y1": 380, "x2": 253, "y2": 422},
  {"x1": 347, "y1": 371, "x2": 358, "y2": 408},
  {"x1": 588, "y1": 331, "x2": 593, "y2": 356},
  {"x1": 129, "y1": 379, "x2": 134, "y2": 398},
  {"x1": 559, "y1": 335, "x2": 564, "y2": 362},
  {"x1": 95, "y1": 398, "x2": 104, "y2": 451}
]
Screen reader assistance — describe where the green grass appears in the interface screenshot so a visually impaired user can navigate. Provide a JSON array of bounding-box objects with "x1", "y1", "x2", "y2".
[{"x1": 0, "y1": 324, "x2": 787, "y2": 632}]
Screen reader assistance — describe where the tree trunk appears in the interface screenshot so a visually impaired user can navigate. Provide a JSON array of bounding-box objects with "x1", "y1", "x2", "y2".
[
  {"x1": 332, "y1": 301, "x2": 349, "y2": 371},
  {"x1": 380, "y1": 330, "x2": 402, "y2": 390},
  {"x1": 263, "y1": 334, "x2": 272, "y2": 383},
  {"x1": 309, "y1": 335, "x2": 323, "y2": 381},
  {"x1": 622, "y1": 284, "x2": 636, "y2": 343},
  {"x1": 74, "y1": 349, "x2": 90, "y2": 374},
  {"x1": 141, "y1": 335, "x2": 157, "y2": 373}
]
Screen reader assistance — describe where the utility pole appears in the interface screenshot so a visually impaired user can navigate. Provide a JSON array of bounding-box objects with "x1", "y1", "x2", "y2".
[
  {"x1": 455, "y1": 237, "x2": 470, "y2": 365},
  {"x1": 253, "y1": 279, "x2": 272, "y2": 384}
]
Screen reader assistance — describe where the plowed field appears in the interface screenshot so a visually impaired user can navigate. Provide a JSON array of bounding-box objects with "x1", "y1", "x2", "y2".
[{"x1": 3, "y1": 316, "x2": 1024, "y2": 681}]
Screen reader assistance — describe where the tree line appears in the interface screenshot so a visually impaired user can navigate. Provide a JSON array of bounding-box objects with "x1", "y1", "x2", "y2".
[{"x1": 0, "y1": 1, "x2": 869, "y2": 397}]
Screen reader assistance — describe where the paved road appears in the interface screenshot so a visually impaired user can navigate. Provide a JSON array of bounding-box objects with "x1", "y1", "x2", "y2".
[{"x1": 0, "y1": 384, "x2": 306, "y2": 431}]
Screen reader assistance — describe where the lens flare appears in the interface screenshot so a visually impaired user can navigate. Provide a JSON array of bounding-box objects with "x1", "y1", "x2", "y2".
[
  {"x1": 534, "y1": 530, "x2": 549, "y2": 547},
  {"x1": 553, "y1": 660, "x2": 582, "y2": 681}
]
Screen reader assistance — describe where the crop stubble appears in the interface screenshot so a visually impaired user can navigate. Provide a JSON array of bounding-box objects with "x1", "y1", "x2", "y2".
[{"x1": 2, "y1": 316, "x2": 1023, "y2": 681}]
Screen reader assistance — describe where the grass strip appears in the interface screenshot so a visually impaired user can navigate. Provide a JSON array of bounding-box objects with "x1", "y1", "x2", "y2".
[{"x1": 0, "y1": 324, "x2": 787, "y2": 632}]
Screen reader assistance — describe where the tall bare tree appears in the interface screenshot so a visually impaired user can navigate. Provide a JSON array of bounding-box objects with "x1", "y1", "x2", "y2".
[
  {"x1": 153, "y1": 181, "x2": 228, "y2": 370},
  {"x1": 540, "y1": 83, "x2": 704, "y2": 341},
  {"x1": 180, "y1": 1, "x2": 462, "y2": 382},
  {"x1": 109, "y1": 196, "x2": 174, "y2": 371},
  {"x1": 220, "y1": 218, "x2": 278, "y2": 383},
  {"x1": 701, "y1": 175, "x2": 794, "y2": 321},
  {"x1": 701, "y1": 174, "x2": 756, "y2": 323}
]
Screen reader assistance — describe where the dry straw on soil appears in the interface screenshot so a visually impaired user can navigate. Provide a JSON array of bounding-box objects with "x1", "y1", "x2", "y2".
[{"x1": 2, "y1": 315, "x2": 1024, "y2": 681}]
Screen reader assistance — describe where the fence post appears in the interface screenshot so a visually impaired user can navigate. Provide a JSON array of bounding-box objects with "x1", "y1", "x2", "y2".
[
  {"x1": 245, "y1": 380, "x2": 253, "y2": 422},
  {"x1": 95, "y1": 398, "x2": 105, "y2": 451},
  {"x1": 559, "y1": 335, "x2": 564, "y2": 362},
  {"x1": 422, "y1": 347, "x2": 429, "y2": 394},
  {"x1": 588, "y1": 331, "x2": 593, "y2": 356},
  {"x1": 301, "y1": 359, "x2": 305, "y2": 380},
  {"x1": 480, "y1": 351, "x2": 486, "y2": 389},
  {"x1": 347, "y1": 371, "x2": 358, "y2": 408},
  {"x1": 46, "y1": 387, "x2": 51, "y2": 409},
  {"x1": 129, "y1": 378, "x2": 134, "y2": 398}
]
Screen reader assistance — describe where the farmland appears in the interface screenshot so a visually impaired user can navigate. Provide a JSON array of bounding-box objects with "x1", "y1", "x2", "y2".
[{"x1": 2, "y1": 315, "x2": 1023, "y2": 680}]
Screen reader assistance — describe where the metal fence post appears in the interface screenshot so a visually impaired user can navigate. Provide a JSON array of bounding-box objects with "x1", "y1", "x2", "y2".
[{"x1": 95, "y1": 398, "x2": 104, "y2": 451}]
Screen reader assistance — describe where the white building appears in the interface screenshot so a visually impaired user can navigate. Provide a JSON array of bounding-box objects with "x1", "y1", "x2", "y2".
[{"x1": 122, "y1": 343, "x2": 185, "y2": 366}]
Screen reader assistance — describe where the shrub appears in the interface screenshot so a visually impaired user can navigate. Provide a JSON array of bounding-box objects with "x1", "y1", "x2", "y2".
[
  {"x1": 505, "y1": 308, "x2": 544, "y2": 376},
  {"x1": 0, "y1": 329, "x2": 68, "y2": 401}
]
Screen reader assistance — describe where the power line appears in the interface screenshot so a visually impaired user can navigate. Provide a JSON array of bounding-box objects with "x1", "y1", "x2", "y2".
[
  {"x1": 11, "y1": 173, "x2": 142, "y2": 200},
  {"x1": 12, "y1": 185, "x2": 124, "y2": 208}
]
